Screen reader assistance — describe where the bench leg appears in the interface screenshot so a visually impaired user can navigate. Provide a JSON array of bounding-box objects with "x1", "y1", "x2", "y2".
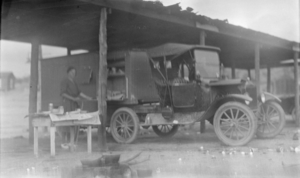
[
  {"x1": 70, "y1": 127, "x2": 75, "y2": 152},
  {"x1": 87, "y1": 126, "x2": 92, "y2": 154},
  {"x1": 34, "y1": 126, "x2": 38, "y2": 157},
  {"x1": 50, "y1": 127, "x2": 56, "y2": 156}
]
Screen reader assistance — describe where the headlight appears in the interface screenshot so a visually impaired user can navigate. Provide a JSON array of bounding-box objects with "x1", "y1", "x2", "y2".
[{"x1": 261, "y1": 93, "x2": 266, "y2": 103}]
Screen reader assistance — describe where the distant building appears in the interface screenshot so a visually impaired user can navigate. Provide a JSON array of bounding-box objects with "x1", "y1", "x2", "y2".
[{"x1": 0, "y1": 72, "x2": 16, "y2": 91}]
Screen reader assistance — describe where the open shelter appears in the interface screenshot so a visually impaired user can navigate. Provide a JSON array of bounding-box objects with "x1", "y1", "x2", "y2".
[{"x1": 1, "y1": 0, "x2": 299, "y2": 149}]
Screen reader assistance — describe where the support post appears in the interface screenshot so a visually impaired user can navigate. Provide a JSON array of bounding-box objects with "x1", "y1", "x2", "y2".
[
  {"x1": 200, "y1": 30, "x2": 206, "y2": 45},
  {"x1": 267, "y1": 67, "x2": 271, "y2": 92},
  {"x1": 294, "y1": 48, "x2": 299, "y2": 126},
  {"x1": 28, "y1": 39, "x2": 39, "y2": 143},
  {"x1": 255, "y1": 44, "x2": 261, "y2": 99},
  {"x1": 199, "y1": 30, "x2": 206, "y2": 133},
  {"x1": 38, "y1": 45, "x2": 42, "y2": 112},
  {"x1": 98, "y1": 8, "x2": 108, "y2": 151}
]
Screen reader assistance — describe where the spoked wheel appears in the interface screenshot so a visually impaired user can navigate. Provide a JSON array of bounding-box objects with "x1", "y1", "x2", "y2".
[
  {"x1": 110, "y1": 108, "x2": 139, "y2": 144},
  {"x1": 256, "y1": 101, "x2": 285, "y2": 138},
  {"x1": 214, "y1": 102, "x2": 257, "y2": 146},
  {"x1": 152, "y1": 125, "x2": 179, "y2": 138}
]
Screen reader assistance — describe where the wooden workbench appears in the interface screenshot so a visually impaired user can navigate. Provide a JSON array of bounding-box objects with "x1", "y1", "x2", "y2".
[{"x1": 31, "y1": 112, "x2": 100, "y2": 157}]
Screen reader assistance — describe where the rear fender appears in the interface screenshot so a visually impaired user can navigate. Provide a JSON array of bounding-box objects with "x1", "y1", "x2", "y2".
[{"x1": 200, "y1": 94, "x2": 252, "y2": 123}]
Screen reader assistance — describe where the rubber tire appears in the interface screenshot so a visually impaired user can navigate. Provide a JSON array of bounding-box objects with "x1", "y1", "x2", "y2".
[
  {"x1": 256, "y1": 101, "x2": 285, "y2": 138},
  {"x1": 152, "y1": 125, "x2": 179, "y2": 138},
  {"x1": 110, "y1": 107, "x2": 139, "y2": 144},
  {"x1": 214, "y1": 102, "x2": 257, "y2": 146}
]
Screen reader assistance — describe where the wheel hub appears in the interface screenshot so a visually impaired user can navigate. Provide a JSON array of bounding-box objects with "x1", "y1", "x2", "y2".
[
  {"x1": 229, "y1": 120, "x2": 238, "y2": 127},
  {"x1": 260, "y1": 115, "x2": 269, "y2": 123},
  {"x1": 120, "y1": 128, "x2": 124, "y2": 133}
]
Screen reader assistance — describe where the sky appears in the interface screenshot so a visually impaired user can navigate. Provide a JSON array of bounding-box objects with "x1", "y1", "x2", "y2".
[{"x1": 0, "y1": 0, "x2": 299, "y2": 78}]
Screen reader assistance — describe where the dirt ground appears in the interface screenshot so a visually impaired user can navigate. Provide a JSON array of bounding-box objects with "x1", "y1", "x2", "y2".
[{"x1": 1, "y1": 86, "x2": 300, "y2": 178}]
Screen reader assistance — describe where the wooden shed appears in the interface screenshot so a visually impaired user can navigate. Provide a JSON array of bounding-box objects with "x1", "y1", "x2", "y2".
[{"x1": 0, "y1": 72, "x2": 16, "y2": 91}]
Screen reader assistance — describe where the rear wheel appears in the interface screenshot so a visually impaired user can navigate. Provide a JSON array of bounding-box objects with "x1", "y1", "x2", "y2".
[
  {"x1": 152, "y1": 125, "x2": 179, "y2": 138},
  {"x1": 110, "y1": 108, "x2": 139, "y2": 144},
  {"x1": 256, "y1": 101, "x2": 285, "y2": 138},
  {"x1": 214, "y1": 102, "x2": 257, "y2": 146}
]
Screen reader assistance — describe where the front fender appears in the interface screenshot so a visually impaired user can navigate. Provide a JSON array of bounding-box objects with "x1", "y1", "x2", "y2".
[
  {"x1": 262, "y1": 92, "x2": 281, "y2": 103},
  {"x1": 199, "y1": 94, "x2": 252, "y2": 123},
  {"x1": 227, "y1": 94, "x2": 253, "y2": 102}
]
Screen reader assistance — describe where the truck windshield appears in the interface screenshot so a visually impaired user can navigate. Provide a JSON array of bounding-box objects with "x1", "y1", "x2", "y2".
[{"x1": 194, "y1": 49, "x2": 220, "y2": 79}]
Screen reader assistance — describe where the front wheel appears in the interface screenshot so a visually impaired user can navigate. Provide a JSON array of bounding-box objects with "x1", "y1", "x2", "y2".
[
  {"x1": 214, "y1": 102, "x2": 257, "y2": 146},
  {"x1": 110, "y1": 108, "x2": 139, "y2": 144},
  {"x1": 152, "y1": 125, "x2": 179, "y2": 138},
  {"x1": 256, "y1": 101, "x2": 285, "y2": 138}
]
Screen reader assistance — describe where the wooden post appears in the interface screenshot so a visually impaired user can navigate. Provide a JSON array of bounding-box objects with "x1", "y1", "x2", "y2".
[
  {"x1": 200, "y1": 30, "x2": 206, "y2": 45},
  {"x1": 98, "y1": 8, "x2": 108, "y2": 151},
  {"x1": 87, "y1": 126, "x2": 92, "y2": 154},
  {"x1": 38, "y1": 45, "x2": 42, "y2": 112},
  {"x1": 294, "y1": 48, "x2": 299, "y2": 126},
  {"x1": 231, "y1": 65, "x2": 236, "y2": 79},
  {"x1": 34, "y1": 126, "x2": 38, "y2": 157},
  {"x1": 267, "y1": 67, "x2": 271, "y2": 92},
  {"x1": 50, "y1": 126, "x2": 56, "y2": 156},
  {"x1": 28, "y1": 38, "x2": 39, "y2": 143},
  {"x1": 199, "y1": 30, "x2": 206, "y2": 133},
  {"x1": 255, "y1": 44, "x2": 260, "y2": 99}
]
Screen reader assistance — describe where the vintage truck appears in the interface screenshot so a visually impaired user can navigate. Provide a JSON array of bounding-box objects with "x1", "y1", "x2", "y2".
[{"x1": 41, "y1": 43, "x2": 285, "y2": 146}]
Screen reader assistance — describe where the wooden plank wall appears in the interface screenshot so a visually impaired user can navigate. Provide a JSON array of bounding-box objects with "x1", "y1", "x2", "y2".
[{"x1": 40, "y1": 53, "x2": 99, "y2": 111}]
